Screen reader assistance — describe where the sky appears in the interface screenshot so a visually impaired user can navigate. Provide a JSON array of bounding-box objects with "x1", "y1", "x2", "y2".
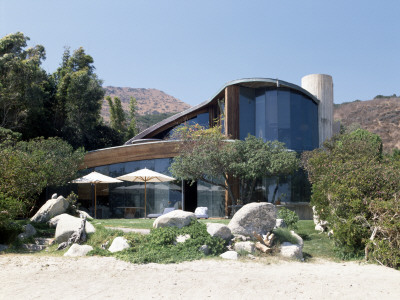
[{"x1": 1, "y1": 0, "x2": 399, "y2": 106}]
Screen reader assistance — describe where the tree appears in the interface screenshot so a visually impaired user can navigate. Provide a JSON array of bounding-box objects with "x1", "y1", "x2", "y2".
[
  {"x1": 0, "y1": 128, "x2": 85, "y2": 230},
  {"x1": 51, "y1": 47, "x2": 105, "y2": 150},
  {"x1": 302, "y1": 129, "x2": 400, "y2": 265},
  {"x1": 0, "y1": 32, "x2": 52, "y2": 139},
  {"x1": 170, "y1": 124, "x2": 299, "y2": 211},
  {"x1": 106, "y1": 95, "x2": 127, "y2": 143},
  {"x1": 231, "y1": 135, "x2": 299, "y2": 203},
  {"x1": 126, "y1": 96, "x2": 138, "y2": 140}
]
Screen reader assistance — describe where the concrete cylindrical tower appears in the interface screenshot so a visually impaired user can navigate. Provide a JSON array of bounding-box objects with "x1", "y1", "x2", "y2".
[{"x1": 301, "y1": 74, "x2": 334, "y2": 146}]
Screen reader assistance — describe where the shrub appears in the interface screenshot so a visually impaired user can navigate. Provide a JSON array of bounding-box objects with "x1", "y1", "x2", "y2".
[
  {"x1": 303, "y1": 129, "x2": 400, "y2": 267},
  {"x1": 277, "y1": 207, "x2": 299, "y2": 230},
  {"x1": 367, "y1": 195, "x2": 400, "y2": 269}
]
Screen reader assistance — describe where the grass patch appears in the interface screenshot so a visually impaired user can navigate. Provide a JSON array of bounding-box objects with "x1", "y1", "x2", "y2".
[
  {"x1": 297, "y1": 220, "x2": 336, "y2": 260},
  {"x1": 91, "y1": 219, "x2": 155, "y2": 229},
  {"x1": 273, "y1": 228, "x2": 300, "y2": 245},
  {"x1": 92, "y1": 218, "x2": 229, "y2": 230}
]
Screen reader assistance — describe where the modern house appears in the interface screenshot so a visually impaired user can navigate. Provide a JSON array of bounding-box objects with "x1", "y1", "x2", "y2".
[{"x1": 77, "y1": 74, "x2": 334, "y2": 219}]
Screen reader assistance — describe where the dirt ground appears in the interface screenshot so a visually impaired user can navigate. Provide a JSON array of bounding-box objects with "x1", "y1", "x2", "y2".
[{"x1": 0, "y1": 254, "x2": 399, "y2": 300}]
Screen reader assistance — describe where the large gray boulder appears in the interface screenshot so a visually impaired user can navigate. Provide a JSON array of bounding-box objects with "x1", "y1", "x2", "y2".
[
  {"x1": 30, "y1": 196, "x2": 69, "y2": 223},
  {"x1": 64, "y1": 244, "x2": 93, "y2": 257},
  {"x1": 228, "y1": 203, "x2": 276, "y2": 236},
  {"x1": 17, "y1": 224, "x2": 37, "y2": 240},
  {"x1": 206, "y1": 223, "x2": 232, "y2": 241},
  {"x1": 280, "y1": 231, "x2": 304, "y2": 260},
  {"x1": 220, "y1": 251, "x2": 238, "y2": 260},
  {"x1": 153, "y1": 210, "x2": 196, "y2": 229},
  {"x1": 234, "y1": 241, "x2": 255, "y2": 254},
  {"x1": 280, "y1": 242, "x2": 303, "y2": 260},
  {"x1": 55, "y1": 214, "x2": 95, "y2": 243},
  {"x1": 108, "y1": 237, "x2": 130, "y2": 253}
]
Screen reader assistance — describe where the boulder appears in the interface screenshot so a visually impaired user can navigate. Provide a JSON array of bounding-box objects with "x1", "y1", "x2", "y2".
[
  {"x1": 153, "y1": 210, "x2": 196, "y2": 229},
  {"x1": 30, "y1": 196, "x2": 69, "y2": 223},
  {"x1": 48, "y1": 214, "x2": 64, "y2": 228},
  {"x1": 290, "y1": 231, "x2": 304, "y2": 249},
  {"x1": 206, "y1": 223, "x2": 232, "y2": 241},
  {"x1": 228, "y1": 203, "x2": 276, "y2": 236},
  {"x1": 275, "y1": 219, "x2": 287, "y2": 229},
  {"x1": 312, "y1": 206, "x2": 328, "y2": 232},
  {"x1": 199, "y1": 245, "x2": 210, "y2": 255},
  {"x1": 234, "y1": 241, "x2": 255, "y2": 253},
  {"x1": 77, "y1": 210, "x2": 93, "y2": 220},
  {"x1": 280, "y1": 242, "x2": 303, "y2": 260},
  {"x1": 51, "y1": 193, "x2": 58, "y2": 199},
  {"x1": 17, "y1": 224, "x2": 37, "y2": 240},
  {"x1": 55, "y1": 214, "x2": 95, "y2": 243},
  {"x1": 64, "y1": 244, "x2": 93, "y2": 257},
  {"x1": 175, "y1": 234, "x2": 191, "y2": 244},
  {"x1": 108, "y1": 237, "x2": 130, "y2": 253},
  {"x1": 220, "y1": 250, "x2": 238, "y2": 260}
]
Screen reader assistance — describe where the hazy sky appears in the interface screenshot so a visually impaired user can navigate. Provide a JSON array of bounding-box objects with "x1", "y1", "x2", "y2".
[{"x1": 1, "y1": 0, "x2": 399, "y2": 106}]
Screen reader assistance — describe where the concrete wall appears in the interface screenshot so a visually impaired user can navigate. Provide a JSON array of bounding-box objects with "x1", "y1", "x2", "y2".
[{"x1": 301, "y1": 74, "x2": 334, "y2": 146}]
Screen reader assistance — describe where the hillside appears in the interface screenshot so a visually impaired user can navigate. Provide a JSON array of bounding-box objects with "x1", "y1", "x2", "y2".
[
  {"x1": 334, "y1": 97, "x2": 400, "y2": 151},
  {"x1": 101, "y1": 86, "x2": 191, "y2": 123}
]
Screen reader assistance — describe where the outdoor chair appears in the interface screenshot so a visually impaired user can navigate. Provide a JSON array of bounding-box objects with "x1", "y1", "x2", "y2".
[
  {"x1": 194, "y1": 207, "x2": 209, "y2": 219},
  {"x1": 147, "y1": 207, "x2": 175, "y2": 218}
]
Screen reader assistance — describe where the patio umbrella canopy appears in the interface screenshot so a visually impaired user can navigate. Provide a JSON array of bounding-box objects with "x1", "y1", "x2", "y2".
[
  {"x1": 72, "y1": 171, "x2": 122, "y2": 218},
  {"x1": 116, "y1": 168, "x2": 175, "y2": 217}
]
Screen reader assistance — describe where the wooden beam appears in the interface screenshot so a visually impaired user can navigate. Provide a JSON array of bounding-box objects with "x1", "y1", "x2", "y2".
[
  {"x1": 224, "y1": 85, "x2": 240, "y2": 139},
  {"x1": 82, "y1": 141, "x2": 182, "y2": 169}
]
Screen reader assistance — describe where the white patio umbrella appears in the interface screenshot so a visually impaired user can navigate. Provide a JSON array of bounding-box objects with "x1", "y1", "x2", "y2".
[
  {"x1": 116, "y1": 168, "x2": 175, "y2": 217},
  {"x1": 72, "y1": 171, "x2": 122, "y2": 218}
]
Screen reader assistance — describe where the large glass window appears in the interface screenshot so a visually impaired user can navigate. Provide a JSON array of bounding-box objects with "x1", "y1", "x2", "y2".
[
  {"x1": 239, "y1": 87, "x2": 255, "y2": 140},
  {"x1": 239, "y1": 86, "x2": 318, "y2": 151}
]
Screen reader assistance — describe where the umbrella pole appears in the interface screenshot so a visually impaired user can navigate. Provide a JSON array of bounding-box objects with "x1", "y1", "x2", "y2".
[
  {"x1": 94, "y1": 183, "x2": 97, "y2": 219},
  {"x1": 144, "y1": 180, "x2": 147, "y2": 218}
]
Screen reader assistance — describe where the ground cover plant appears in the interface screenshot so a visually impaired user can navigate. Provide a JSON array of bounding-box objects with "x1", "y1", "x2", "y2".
[{"x1": 87, "y1": 220, "x2": 226, "y2": 264}]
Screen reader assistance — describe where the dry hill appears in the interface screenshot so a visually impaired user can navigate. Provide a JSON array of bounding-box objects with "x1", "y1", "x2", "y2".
[
  {"x1": 101, "y1": 86, "x2": 191, "y2": 122},
  {"x1": 334, "y1": 97, "x2": 400, "y2": 151}
]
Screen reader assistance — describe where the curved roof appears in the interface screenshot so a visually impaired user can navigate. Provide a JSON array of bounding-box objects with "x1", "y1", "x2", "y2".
[{"x1": 125, "y1": 78, "x2": 319, "y2": 144}]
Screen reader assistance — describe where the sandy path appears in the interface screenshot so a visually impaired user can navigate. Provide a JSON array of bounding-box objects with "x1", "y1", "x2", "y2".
[{"x1": 0, "y1": 255, "x2": 399, "y2": 300}]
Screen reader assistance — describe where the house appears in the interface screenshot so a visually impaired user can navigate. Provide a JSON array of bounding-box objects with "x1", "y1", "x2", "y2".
[{"x1": 77, "y1": 74, "x2": 334, "y2": 219}]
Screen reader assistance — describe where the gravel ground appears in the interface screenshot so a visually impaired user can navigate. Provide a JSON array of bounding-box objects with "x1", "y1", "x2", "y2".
[{"x1": 0, "y1": 254, "x2": 399, "y2": 299}]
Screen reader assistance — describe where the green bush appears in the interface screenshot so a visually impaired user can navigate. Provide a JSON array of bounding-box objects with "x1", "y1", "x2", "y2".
[
  {"x1": 277, "y1": 207, "x2": 299, "y2": 230},
  {"x1": 303, "y1": 129, "x2": 400, "y2": 268},
  {"x1": 366, "y1": 195, "x2": 400, "y2": 269}
]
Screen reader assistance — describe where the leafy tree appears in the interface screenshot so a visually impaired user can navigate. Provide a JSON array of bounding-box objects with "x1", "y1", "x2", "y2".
[
  {"x1": 0, "y1": 129, "x2": 85, "y2": 229},
  {"x1": 303, "y1": 129, "x2": 400, "y2": 265},
  {"x1": 126, "y1": 96, "x2": 138, "y2": 139},
  {"x1": 0, "y1": 32, "x2": 52, "y2": 139},
  {"x1": 231, "y1": 135, "x2": 299, "y2": 203},
  {"x1": 170, "y1": 124, "x2": 299, "y2": 212},
  {"x1": 106, "y1": 96, "x2": 126, "y2": 133},
  {"x1": 51, "y1": 47, "x2": 105, "y2": 150}
]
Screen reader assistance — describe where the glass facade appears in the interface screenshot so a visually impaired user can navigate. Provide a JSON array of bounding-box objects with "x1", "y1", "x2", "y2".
[
  {"x1": 239, "y1": 87, "x2": 318, "y2": 151},
  {"x1": 153, "y1": 112, "x2": 210, "y2": 140},
  {"x1": 239, "y1": 86, "x2": 318, "y2": 203}
]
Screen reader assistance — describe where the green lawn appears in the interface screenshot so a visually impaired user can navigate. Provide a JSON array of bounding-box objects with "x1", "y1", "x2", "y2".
[
  {"x1": 92, "y1": 218, "x2": 230, "y2": 229},
  {"x1": 296, "y1": 220, "x2": 337, "y2": 260}
]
